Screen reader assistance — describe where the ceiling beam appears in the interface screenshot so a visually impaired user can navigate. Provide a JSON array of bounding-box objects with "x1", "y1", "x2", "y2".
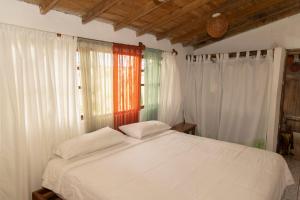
[
  {"x1": 193, "y1": 1, "x2": 300, "y2": 49},
  {"x1": 136, "y1": 0, "x2": 210, "y2": 37},
  {"x1": 114, "y1": 0, "x2": 171, "y2": 31},
  {"x1": 82, "y1": 0, "x2": 122, "y2": 24},
  {"x1": 170, "y1": 0, "x2": 284, "y2": 44},
  {"x1": 40, "y1": 0, "x2": 60, "y2": 15}
]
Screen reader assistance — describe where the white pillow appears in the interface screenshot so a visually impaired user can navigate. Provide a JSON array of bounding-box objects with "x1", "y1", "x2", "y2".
[
  {"x1": 55, "y1": 127, "x2": 125, "y2": 159},
  {"x1": 119, "y1": 120, "x2": 171, "y2": 139}
]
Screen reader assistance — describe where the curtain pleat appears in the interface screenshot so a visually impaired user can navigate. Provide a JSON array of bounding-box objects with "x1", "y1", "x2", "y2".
[
  {"x1": 184, "y1": 55, "x2": 222, "y2": 138},
  {"x1": 158, "y1": 52, "x2": 182, "y2": 126},
  {"x1": 0, "y1": 24, "x2": 80, "y2": 200},
  {"x1": 113, "y1": 43, "x2": 142, "y2": 129}
]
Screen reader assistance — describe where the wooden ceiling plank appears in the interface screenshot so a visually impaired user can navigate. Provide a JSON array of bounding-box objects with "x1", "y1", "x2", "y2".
[
  {"x1": 172, "y1": 0, "x2": 282, "y2": 44},
  {"x1": 171, "y1": 0, "x2": 285, "y2": 44},
  {"x1": 82, "y1": 0, "x2": 122, "y2": 24},
  {"x1": 156, "y1": 0, "x2": 244, "y2": 41},
  {"x1": 114, "y1": 0, "x2": 171, "y2": 31},
  {"x1": 193, "y1": 2, "x2": 300, "y2": 49},
  {"x1": 136, "y1": 0, "x2": 210, "y2": 37},
  {"x1": 22, "y1": 0, "x2": 300, "y2": 47},
  {"x1": 40, "y1": 0, "x2": 60, "y2": 15},
  {"x1": 156, "y1": 16, "x2": 203, "y2": 41}
]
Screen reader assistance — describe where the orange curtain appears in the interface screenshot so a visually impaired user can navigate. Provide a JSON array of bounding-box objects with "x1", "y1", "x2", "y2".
[{"x1": 113, "y1": 43, "x2": 142, "y2": 129}]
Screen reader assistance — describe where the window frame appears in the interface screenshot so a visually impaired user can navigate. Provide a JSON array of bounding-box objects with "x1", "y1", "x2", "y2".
[{"x1": 140, "y1": 58, "x2": 145, "y2": 109}]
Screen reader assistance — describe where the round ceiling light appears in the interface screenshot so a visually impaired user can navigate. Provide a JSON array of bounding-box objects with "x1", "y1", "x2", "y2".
[{"x1": 206, "y1": 13, "x2": 229, "y2": 38}]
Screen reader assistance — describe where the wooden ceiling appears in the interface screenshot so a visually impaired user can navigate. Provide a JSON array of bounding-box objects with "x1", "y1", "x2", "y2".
[{"x1": 22, "y1": 0, "x2": 300, "y2": 49}]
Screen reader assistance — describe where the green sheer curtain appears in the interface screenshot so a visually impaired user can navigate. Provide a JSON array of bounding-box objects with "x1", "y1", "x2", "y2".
[{"x1": 141, "y1": 49, "x2": 162, "y2": 121}]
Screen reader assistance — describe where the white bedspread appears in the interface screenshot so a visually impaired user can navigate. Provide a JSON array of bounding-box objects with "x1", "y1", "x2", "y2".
[{"x1": 42, "y1": 131, "x2": 294, "y2": 200}]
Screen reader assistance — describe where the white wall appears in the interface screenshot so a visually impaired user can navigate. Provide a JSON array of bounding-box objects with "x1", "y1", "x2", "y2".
[{"x1": 194, "y1": 13, "x2": 300, "y2": 54}]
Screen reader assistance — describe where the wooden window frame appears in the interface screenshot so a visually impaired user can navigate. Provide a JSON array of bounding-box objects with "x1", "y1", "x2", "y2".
[{"x1": 140, "y1": 65, "x2": 145, "y2": 109}]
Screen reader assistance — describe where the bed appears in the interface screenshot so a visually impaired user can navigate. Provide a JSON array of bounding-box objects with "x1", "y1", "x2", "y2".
[{"x1": 42, "y1": 130, "x2": 294, "y2": 200}]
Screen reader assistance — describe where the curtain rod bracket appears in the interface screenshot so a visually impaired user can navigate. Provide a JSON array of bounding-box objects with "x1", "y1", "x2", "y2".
[
  {"x1": 172, "y1": 49, "x2": 178, "y2": 55},
  {"x1": 138, "y1": 42, "x2": 146, "y2": 50}
]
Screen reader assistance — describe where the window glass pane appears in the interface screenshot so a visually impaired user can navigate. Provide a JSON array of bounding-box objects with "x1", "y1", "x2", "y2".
[
  {"x1": 141, "y1": 71, "x2": 145, "y2": 84},
  {"x1": 76, "y1": 51, "x2": 80, "y2": 66},
  {"x1": 141, "y1": 59, "x2": 145, "y2": 70},
  {"x1": 141, "y1": 85, "x2": 144, "y2": 106}
]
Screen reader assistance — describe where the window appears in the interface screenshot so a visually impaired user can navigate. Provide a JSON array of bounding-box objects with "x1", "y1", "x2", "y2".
[
  {"x1": 112, "y1": 43, "x2": 142, "y2": 128},
  {"x1": 76, "y1": 47, "x2": 115, "y2": 121},
  {"x1": 140, "y1": 50, "x2": 161, "y2": 121}
]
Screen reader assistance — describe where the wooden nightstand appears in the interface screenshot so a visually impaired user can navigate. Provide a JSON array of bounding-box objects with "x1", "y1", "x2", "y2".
[
  {"x1": 32, "y1": 188, "x2": 62, "y2": 200},
  {"x1": 172, "y1": 122, "x2": 197, "y2": 135}
]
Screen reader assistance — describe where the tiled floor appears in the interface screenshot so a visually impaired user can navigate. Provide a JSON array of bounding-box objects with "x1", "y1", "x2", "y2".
[
  {"x1": 282, "y1": 156, "x2": 300, "y2": 200},
  {"x1": 282, "y1": 133, "x2": 300, "y2": 199}
]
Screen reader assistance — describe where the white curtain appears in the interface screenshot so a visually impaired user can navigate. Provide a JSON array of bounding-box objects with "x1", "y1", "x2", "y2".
[
  {"x1": 183, "y1": 56, "x2": 199, "y2": 127},
  {"x1": 78, "y1": 40, "x2": 114, "y2": 132},
  {"x1": 218, "y1": 51, "x2": 273, "y2": 147},
  {"x1": 184, "y1": 55, "x2": 221, "y2": 138},
  {"x1": 158, "y1": 52, "x2": 182, "y2": 126},
  {"x1": 184, "y1": 50, "x2": 273, "y2": 147},
  {"x1": 0, "y1": 24, "x2": 80, "y2": 200}
]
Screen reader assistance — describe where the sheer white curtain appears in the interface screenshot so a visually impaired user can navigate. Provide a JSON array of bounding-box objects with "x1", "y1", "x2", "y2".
[
  {"x1": 184, "y1": 55, "x2": 221, "y2": 137},
  {"x1": 183, "y1": 56, "x2": 199, "y2": 127},
  {"x1": 218, "y1": 51, "x2": 273, "y2": 147},
  {"x1": 184, "y1": 50, "x2": 273, "y2": 147},
  {"x1": 78, "y1": 40, "x2": 113, "y2": 132},
  {"x1": 158, "y1": 52, "x2": 182, "y2": 126},
  {"x1": 0, "y1": 24, "x2": 80, "y2": 200}
]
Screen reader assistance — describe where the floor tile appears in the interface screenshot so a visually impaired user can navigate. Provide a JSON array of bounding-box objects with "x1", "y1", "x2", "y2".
[{"x1": 283, "y1": 156, "x2": 300, "y2": 200}]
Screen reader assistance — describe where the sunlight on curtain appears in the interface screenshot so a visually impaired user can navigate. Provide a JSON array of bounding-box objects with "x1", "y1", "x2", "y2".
[
  {"x1": 0, "y1": 24, "x2": 80, "y2": 200},
  {"x1": 141, "y1": 49, "x2": 162, "y2": 121},
  {"x1": 79, "y1": 40, "x2": 114, "y2": 132},
  {"x1": 158, "y1": 52, "x2": 182, "y2": 126},
  {"x1": 113, "y1": 43, "x2": 142, "y2": 129}
]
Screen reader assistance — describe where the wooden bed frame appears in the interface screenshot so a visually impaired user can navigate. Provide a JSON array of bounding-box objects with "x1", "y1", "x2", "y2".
[{"x1": 32, "y1": 188, "x2": 62, "y2": 200}]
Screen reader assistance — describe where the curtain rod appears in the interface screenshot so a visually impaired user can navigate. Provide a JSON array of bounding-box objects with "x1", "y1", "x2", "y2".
[
  {"x1": 186, "y1": 49, "x2": 273, "y2": 60},
  {"x1": 78, "y1": 37, "x2": 178, "y2": 55},
  {"x1": 287, "y1": 49, "x2": 300, "y2": 55},
  {"x1": 78, "y1": 37, "x2": 179, "y2": 56},
  {"x1": 78, "y1": 37, "x2": 145, "y2": 49},
  {"x1": 78, "y1": 37, "x2": 111, "y2": 45}
]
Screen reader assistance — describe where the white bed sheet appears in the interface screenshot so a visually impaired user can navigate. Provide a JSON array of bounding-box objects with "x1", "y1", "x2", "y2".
[{"x1": 42, "y1": 130, "x2": 294, "y2": 200}]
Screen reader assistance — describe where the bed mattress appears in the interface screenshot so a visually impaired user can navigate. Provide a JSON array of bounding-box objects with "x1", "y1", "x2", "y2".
[{"x1": 42, "y1": 130, "x2": 294, "y2": 200}]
